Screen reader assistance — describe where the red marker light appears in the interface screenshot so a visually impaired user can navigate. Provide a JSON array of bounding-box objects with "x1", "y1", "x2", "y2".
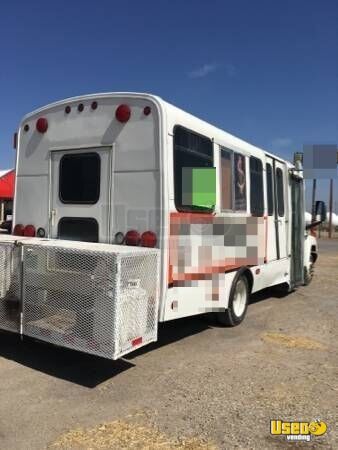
[
  {"x1": 23, "y1": 225, "x2": 36, "y2": 237},
  {"x1": 125, "y1": 230, "x2": 140, "y2": 246},
  {"x1": 140, "y1": 231, "x2": 157, "y2": 247},
  {"x1": 36, "y1": 117, "x2": 48, "y2": 133},
  {"x1": 143, "y1": 106, "x2": 151, "y2": 116},
  {"x1": 13, "y1": 224, "x2": 24, "y2": 236},
  {"x1": 115, "y1": 104, "x2": 131, "y2": 123},
  {"x1": 132, "y1": 337, "x2": 143, "y2": 347}
]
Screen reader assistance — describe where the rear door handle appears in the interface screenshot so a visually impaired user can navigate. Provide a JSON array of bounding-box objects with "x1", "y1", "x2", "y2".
[{"x1": 50, "y1": 209, "x2": 56, "y2": 227}]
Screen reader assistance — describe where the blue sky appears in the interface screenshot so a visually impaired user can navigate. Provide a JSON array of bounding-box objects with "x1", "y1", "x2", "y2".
[{"x1": 1, "y1": 0, "x2": 337, "y2": 209}]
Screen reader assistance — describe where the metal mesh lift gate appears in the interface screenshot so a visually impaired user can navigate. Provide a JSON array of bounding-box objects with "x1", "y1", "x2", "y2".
[{"x1": 0, "y1": 237, "x2": 160, "y2": 359}]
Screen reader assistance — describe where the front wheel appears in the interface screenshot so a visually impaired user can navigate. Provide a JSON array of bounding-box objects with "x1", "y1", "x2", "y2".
[
  {"x1": 303, "y1": 263, "x2": 314, "y2": 285},
  {"x1": 216, "y1": 274, "x2": 249, "y2": 327}
]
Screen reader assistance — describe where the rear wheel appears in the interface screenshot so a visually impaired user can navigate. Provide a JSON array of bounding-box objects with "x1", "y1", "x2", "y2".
[{"x1": 217, "y1": 274, "x2": 249, "y2": 327}]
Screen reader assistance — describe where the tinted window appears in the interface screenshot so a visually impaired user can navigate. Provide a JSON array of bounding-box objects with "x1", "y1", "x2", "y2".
[
  {"x1": 266, "y1": 163, "x2": 274, "y2": 216},
  {"x1": 174, "y1": 126, "x2": 213, "y2": 212},
  {"x1": 59, "y1": 153, "x2": 100, "y2": 204},
  {"x1": 276, "y1": 168, "x2": 285, "y2": 217},
  {"x1": 250, "y1": 157, "x2": 264, "y2": 216},
  {"x1": 220, "y1": 149, "x2": 232, "y2": 210},
  {"x1": 58, "y1": 217, "x2": 99, "y2": 242},
  {"x1": 234, "y1": 153, "x2": 247, "y2": 210}
]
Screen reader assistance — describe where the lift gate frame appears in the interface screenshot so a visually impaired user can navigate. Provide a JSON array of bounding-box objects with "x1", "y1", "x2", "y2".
[{"x1": 0, "y1": 236, "x2": 160, "y2": 359}]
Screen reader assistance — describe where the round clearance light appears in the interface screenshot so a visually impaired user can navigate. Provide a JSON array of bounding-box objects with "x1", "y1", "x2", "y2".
[
  {"x1": 65, "y1": 105, "x2": 71, "y2": 114},
  {"x1": 23, "y1": 225, "x2": 36, "y2": 237},
  {"x1": 36, "y1": 117, "x2": 48, "y2": 133},
  {"x1": 78, "y1": 103, "x2": 84, "y2": 112},
  {"x1": 91, "y1": 101, "x2": 98, "y2": 110},
  {"x1": 37, "y1": 227, "x2": 46, "y2": 238},
  {"x1": 143, "y1": 106, "x2": 151, "y2": 116},
  {"x1": 141, "y1": 231, "x2": 157, "y2": 247},
  {"x1": 125, "y1": 230, "x2": 141, "y2": 246},
  {"x1": 114, "y1": 232, "x2": 125, "y2": 245},
  {"x1": 13, "y1": 224, "x2": 24, "y2": 236},
  {"x1": 24, "y1": 124, "x2": 30, "y2": 132},
  {"x1": 115, "y1": 104, "x2": 131, "y2": 123}
]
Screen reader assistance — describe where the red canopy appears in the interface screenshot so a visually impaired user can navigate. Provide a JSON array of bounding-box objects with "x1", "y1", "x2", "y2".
[{"x1": 0, "y1": 170, "x2": 15, "y2": 199}]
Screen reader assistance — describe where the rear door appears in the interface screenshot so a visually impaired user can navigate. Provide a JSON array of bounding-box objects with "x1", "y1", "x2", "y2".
[{"x1": 50, "y1": 147, "x2": 112, "y2": 243}]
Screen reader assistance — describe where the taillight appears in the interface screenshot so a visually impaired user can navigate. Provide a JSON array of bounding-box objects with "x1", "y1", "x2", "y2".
[
  {"x1": 36, "y1": 117, "x2": 48, "y2": 133},
  {"x1": 23, "y1": 225, "x2": 36, "y2": 237},
  {"x1": 125, "y1": 230, "x2": 140, "y2": 246},
  {"x1": 140, "y1": 231, "x2": 157, "y2": 247},
  {"x1": 115, "y1": 104, "x2": 131, "y2": 123},
  {"x1": 13, "y1": 224, "x2": 24, "y2": 236}
]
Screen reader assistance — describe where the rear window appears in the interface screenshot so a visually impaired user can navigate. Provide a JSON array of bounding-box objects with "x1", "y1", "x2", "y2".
[{"x1": 59, "y1": 152, "x2": 100, "y2": 204}]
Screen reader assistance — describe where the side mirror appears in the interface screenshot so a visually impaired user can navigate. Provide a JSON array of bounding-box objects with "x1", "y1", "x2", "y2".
[
  {"x1": 315, "y1": 200, "x2": 327, "y2": 223},
  {"x1": 182, "y1": 167, "x2": 216, "y2": 210}
]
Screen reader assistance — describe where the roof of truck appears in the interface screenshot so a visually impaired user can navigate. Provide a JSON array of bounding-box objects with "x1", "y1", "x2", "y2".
[{"x1": 20, "y1": 92, "x2": 294, "y2": 168}]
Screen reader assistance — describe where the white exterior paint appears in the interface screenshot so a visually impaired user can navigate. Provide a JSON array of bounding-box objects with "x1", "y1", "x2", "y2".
[{"x1": 13, "y1": 92, "x2": 315, "y2": 328}]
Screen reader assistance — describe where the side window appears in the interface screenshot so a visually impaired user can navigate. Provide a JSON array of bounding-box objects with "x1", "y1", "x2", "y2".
[
  {"x1": 266, "y1": 163, "x2": 274, "y2": 216},
  {"x1": 250, "y1": 157, "x2": 264, "y2": 216},
  {"x1": 276, "y1": 168, "x2": 285, "y2": 216},
  {"x1": 173, "y1": 126, "x2": 213, "y2": 212},
  {"x1": 234, "y1": 153, "x2": 247, "y2": 210},
  {"x1": 220, "y1": 149, "x2": 232, "y2": 210}
]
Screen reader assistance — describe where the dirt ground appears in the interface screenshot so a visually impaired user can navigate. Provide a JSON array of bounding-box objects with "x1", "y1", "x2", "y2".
[{"x1": 0, "y1": 239, "x2": 337, "y2": 449}]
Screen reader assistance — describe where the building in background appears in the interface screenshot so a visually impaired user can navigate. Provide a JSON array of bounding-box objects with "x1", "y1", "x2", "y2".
[{"x1": 0, "y1": 169, "x2": 15, "y2": 223}]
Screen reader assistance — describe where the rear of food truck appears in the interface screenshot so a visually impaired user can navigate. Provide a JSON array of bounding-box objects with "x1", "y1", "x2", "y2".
[{"x1": 0, "y1": 93, "x2": 162, "y2": 359}]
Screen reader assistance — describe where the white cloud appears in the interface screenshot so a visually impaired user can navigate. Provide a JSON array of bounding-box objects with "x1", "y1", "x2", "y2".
[{"x1": 188, "y1": 63, "x2": 219, "y2": 78}]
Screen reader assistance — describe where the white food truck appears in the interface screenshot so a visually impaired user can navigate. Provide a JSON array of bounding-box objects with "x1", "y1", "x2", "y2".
[{"x1": 0, "y1": 92, "x2": 326, "y2": 359}]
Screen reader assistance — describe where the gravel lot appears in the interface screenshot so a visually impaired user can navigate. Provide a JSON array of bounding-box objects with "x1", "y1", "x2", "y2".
[{"x1": 0, "y1": 239, "x2": 337, "y2": 449}]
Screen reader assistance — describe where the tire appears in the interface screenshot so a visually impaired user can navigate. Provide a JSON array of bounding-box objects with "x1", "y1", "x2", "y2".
[
  {"x1": 303, "y1": 263, "x2": 314, "y2": 286},
  {"x1": 216, "y1": 273, "x2": 249, "y2": 327}
]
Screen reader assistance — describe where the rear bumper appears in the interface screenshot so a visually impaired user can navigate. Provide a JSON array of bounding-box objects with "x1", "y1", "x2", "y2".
[{"x1": 0, "y1": 236, "x2": 160, "y2": 359}]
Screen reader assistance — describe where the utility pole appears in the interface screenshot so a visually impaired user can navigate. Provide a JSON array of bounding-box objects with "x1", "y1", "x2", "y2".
[
  {"x1": 328, "y1": 179, "x2": 333, "y2": 238},
  {"x1": 311, "y1": 179, "x2": 317, "y2": 222}
]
